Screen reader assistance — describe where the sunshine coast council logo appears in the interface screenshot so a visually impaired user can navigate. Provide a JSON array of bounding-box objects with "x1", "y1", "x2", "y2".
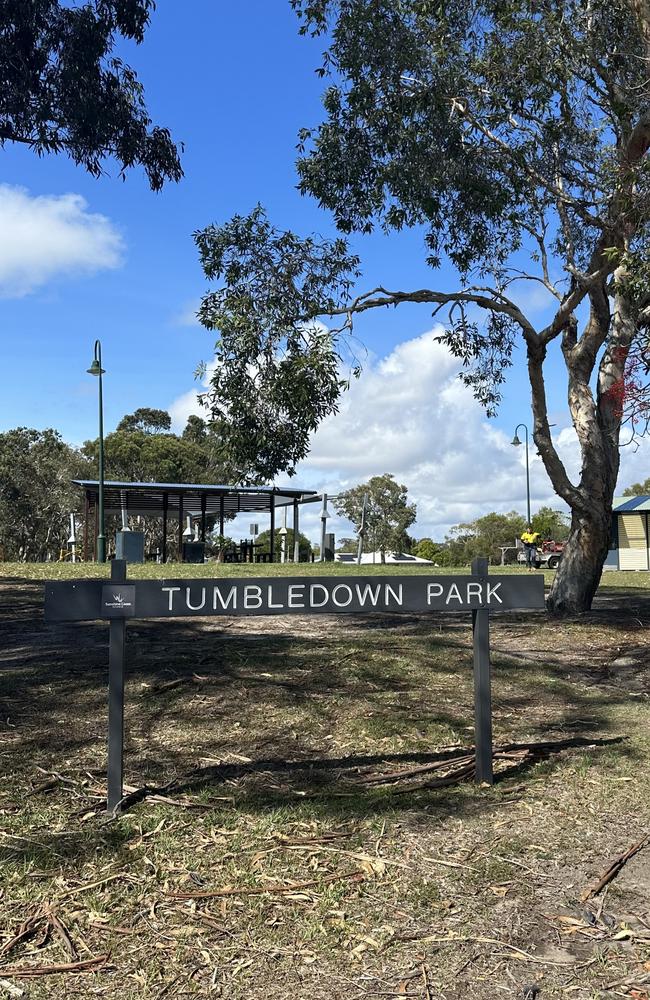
[{"x1": 101, "y1": 585, "x2": 136, "y2": 616}]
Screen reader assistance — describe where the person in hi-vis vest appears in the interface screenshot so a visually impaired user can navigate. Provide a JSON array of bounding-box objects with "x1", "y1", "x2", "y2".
[{"x1": 520, "y1": 527, "x2": 541, "y2": 570}]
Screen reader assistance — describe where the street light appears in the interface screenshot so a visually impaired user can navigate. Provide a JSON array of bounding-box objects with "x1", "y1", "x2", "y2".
[
  {"x1": 87, "y1": 340, "x2": 106, "y2": 563},
  {"x1": 511, "y1": 423, "x2": 531, "y2": 525}
]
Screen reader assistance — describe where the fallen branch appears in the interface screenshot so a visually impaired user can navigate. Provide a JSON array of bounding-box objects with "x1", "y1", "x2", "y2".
[
  {"x1": 0, "y1": 954, "x2": 109, "y2": 977},
  {"x1": 581, "y1": 834, "x2": 650, "y2": 902},
  {"x1": 167, "y1": 868, "x2": 365, "y2": 899}
]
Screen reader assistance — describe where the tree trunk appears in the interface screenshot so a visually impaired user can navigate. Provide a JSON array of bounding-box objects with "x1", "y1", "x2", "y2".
[{"x1": 546, "y1": 508, "x2": 612, "y2": 614}]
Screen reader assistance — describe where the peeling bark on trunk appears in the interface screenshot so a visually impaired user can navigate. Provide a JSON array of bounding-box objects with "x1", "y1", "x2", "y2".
[
  {"x1": 547, "y1": 509, "x2": 612, "y2": 614},
  {"x1": 543, "y1": 276, "x2": 634, "y2": 615}
]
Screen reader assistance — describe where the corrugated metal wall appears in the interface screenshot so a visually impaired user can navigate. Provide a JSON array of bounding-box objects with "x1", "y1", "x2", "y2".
[{"x1": 618, "y1": 513, "x2": 649, "y2": 570}]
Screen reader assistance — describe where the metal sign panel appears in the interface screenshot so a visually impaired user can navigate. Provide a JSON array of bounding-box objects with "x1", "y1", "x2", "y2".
[{"x1": 45, "y1": 573, "x2": 545, "y2": 622}]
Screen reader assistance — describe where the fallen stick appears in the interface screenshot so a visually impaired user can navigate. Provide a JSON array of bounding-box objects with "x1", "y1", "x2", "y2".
[
  {"x1": 167, "y1": 868, "x2": 365, "y2": 899},
  {"x1": 581, "y1": 834, "x2": 650, "y2": 902},
  {"x1": 55, "y1": 872, "x2": 135, "y2": 901},
  {"x1": 358, "y1": 749, "x2": 530, "y2": 787},
  {"x1": 393, "y1": 762, "x2": 476, "y2": 793},
  {"x1": 359, "y1": 755, "x2": 475, "y2": 785},
  {"x1": 0, "y1": 954, "x2": 109, "y2": 978}
]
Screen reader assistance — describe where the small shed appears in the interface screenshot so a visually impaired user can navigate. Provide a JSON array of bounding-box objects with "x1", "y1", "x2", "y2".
[{"x1": 605, "y1": 496, "x2": 650, "y2": 571}]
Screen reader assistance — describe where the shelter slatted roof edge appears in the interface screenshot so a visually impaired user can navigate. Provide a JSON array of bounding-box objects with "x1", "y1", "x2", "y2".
[{"x1": 74, "y1": 481, "x2": 320, "y2": 517}]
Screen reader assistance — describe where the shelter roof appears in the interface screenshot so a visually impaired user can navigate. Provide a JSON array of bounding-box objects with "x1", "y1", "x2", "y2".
[
  {"x1": 613, "y1": 496, "x2": 650, "y2": 513},
  {"x1": 74, "y1": 480, "x2": 320, "y2": 517}
]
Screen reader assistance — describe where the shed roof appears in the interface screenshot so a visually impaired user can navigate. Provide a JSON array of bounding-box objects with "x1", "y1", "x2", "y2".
[
  {"x1": 613, "y1": 496, "x2": 650, "y2": 513},
  {"x1": 74, "y1": 480, "x2": 320, "y2": 518}
]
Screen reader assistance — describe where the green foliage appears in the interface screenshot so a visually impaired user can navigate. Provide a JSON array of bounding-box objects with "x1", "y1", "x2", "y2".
[
  {"x1": 335, "y1": 474, "x2": 416, "y2": 561},
  {"x1": 116, "y1": 408, "x2": 172, "y2": 434},
  {"x1": 254, "y1": 527, "x2": 313, "y2": 561},
  {"x1": 413, "y1": 537, "x2": 441, "y2": 562},
  {"x1": 445, "y1": 511, "x2": 527, "y2": 565},
  {"x1": 195, "y1": 0, "x2": 650, "y2": 523},
  {"x1": 0, "y1": 427, "x2": 91, "y2": 561},
  {"x1": 0, "y1": 0, "x2": 182, "y2": 189},
  {"x1": 194, "y1": 206, "x2": 361, "y2": 480},
  {"x1": 623, "y1": 478, "x2": 650, "y2": 497},
  {"x1": 83, "y1": 411, "x2": 229, "y2": 485},
  {"x1": 337, "y1": 536, "x2": 358, "y2": 553},
  {"x1": 530, "y1": 506, "x2": 570, "y2": 541}
]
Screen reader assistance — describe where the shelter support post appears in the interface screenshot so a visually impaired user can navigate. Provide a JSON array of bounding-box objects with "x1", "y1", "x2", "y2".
[
  {"x1": 83, "y1": 491, "x2": 89, "y2": 562},
  {"x1": 471, "y1": 556, "x2": 493, "y2": 784},
  {"x1": 94, "y1": 502, "x2": 99, "y2": 562},
  {"x1": 293, "y1": 500, "x2": 300, "y2": 562},
  {"x1": 178, "y1": 493, "x2": 184, "y2": 561},
  {"x1": 162, "y1": 493, "x2": 168, "y2": 563},
  {"x1": 107, "y1": 559, "x2": 127, "y2": 812},
  {"x1": 201, "y1": 494, "x2": 207, "y2": 542},
  {"x1": 219, "y1": 496, "x2": 224, "y2": 538},
  {"x1": 270, "y1": 493, "x2": 276, "y2": 562}
]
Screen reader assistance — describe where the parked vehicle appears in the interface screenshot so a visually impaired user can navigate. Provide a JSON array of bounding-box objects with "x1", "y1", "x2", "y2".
[{"x1": 517, "y1": 539, "x2": 564, "y2": 569}]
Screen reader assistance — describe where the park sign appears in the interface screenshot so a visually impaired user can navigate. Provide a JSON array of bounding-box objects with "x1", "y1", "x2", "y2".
[
  {"x1": 44, "y1": 561, "x2": 545, "y2": 811},
  {"x1": 45, "y1": 572, "x2": 543, "y2": 621}
]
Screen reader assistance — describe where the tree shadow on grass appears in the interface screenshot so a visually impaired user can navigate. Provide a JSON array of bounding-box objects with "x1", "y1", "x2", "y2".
[{"x1": 0, "y1": 578, "x2": 644, "y2": 848}]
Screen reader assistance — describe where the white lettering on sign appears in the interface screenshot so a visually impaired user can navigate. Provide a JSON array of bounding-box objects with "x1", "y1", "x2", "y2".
[
  {"x1": 446, "y1": 583, "x2": 463, "y2": 604},
  {"x1": 310, "y1": 584, "x2": 329, "y2": 608},
  {"x1": 332, "y1": 584, "x2": 353, "y2": 607},
  {"x1": 267, "y1": 586, "x2": 284, "y2": 610},
  {"x1": 385, "y1": 583, "x2": 403, "y2": 605},
  {"x1": 355, "y1": 583, "x2": 381, "y2": 607},
  {"x1": 288, "y1": 584, "x2": 305, "y2": 608},
  {"x1": 213, "y1": 586, "x2": 237, "y2": 610},
  {"x1": 427, "y1": 583, "x2": 444, "y2": 604},
  {"x1": 466, "y1": 582, "x2": 482, "y2": 602},
  {"x1": 244, "y1": 585, "x2": 263, "y2": 609},
  {"x1": 162, "y1": 586, "x2": 181, "y2": 611},
  {"x1": 487, "y1": 582, "x2": 503, "y2": 604},
  {"x1": 186, "y1": 586, "x2": 206, "y2": 612}
]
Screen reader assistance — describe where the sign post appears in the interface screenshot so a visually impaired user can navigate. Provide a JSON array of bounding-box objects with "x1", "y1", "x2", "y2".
[
  {"x1": 107, "y1": 559, "x2": 127, "y2": 811},
  {"x1": 471, "y1": 557, "x2": 493, "y2": 784},
  {"x1": 45, "y1": 566, "x2": 544, "y2": 810}
]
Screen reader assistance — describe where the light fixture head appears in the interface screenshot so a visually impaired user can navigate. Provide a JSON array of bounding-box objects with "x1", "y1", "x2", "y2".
[
  {"x1": 511, "y1": 434, "x2": 521, "y2": 447},
  {"x1": 87, "y1": 359, "x2": 105, "y2": 376}
]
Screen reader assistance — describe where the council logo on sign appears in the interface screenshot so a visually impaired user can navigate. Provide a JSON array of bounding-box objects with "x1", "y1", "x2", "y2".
[{"x1": 101, "y1": 585, "x2": 136, "y2": 618}]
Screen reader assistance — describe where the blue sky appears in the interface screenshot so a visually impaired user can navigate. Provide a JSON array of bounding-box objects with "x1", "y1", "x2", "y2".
[{"x1": 1, "y1": 2, "x2": 647, "y2": 540}]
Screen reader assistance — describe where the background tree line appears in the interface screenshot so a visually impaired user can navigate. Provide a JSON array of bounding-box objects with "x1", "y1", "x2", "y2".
[{"x1": 0, "y1": 409, "x2": 230, "y2": 561}]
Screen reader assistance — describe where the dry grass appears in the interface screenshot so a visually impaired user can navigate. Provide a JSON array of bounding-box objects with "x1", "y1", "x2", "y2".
[{"x1": 2, "y1": 572, "x2": 650, "y2": 998}]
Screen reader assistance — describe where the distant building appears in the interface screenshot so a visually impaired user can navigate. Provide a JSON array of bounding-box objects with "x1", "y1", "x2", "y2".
[
  {"x1": 335, "y1": 551, "x2": 434, "y2": 565},
  {"x1": 605, "y1": 496, "x2": 650, "y2": 570}
]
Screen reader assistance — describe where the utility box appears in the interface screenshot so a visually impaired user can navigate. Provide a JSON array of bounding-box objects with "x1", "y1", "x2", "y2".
[
  {"x1": 115, "y1": 531, "x2": 145, "y2": 564},
  {"x1": 183, "y1": 541, "x2": 205, "y2": 564},
  {"x1": 324, "y1": 532, "x2": 336, "y2": 562}
]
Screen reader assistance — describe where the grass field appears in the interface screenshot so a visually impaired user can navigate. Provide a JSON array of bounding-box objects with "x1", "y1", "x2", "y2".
[
  {"x1": 2, "y1": 559, "x2": 650, "y2": 593},
  {"x1": 2, "y1": 566, "x2": 650, "y2": 998}
]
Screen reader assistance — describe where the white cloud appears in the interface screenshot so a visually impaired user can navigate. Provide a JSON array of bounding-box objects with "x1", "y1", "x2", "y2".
[
  {"x1": 168, "y1": 360, "x2": 216, "y2": 430},
  {"x1": 0, "y1": 184, "x2": 123, "y2": 297},
  {"x1": 292, "y1": 330, "x2": 568, "y2": 541},
  {"x1": 171, "y1": 299, "x2": 202, "y2": 327},
  {"x1": 168, "y1": 327, "x2": 650, "y2": 545}
]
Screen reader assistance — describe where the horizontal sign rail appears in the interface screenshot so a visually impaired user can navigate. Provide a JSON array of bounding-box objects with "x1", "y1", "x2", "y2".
[{"x1": 45, "y1": 573, "x2": 545, "y2": 622}]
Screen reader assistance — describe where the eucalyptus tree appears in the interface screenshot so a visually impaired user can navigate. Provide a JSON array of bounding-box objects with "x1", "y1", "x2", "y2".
[
  {"x1": 0, "y1": 0, "x2": 182, "y2": 188},
  {"x1": 195, "y1": 1, "x2": 650, "y2": 612},
  {"x1": 335, "y1": 474, "x2": 416, "y2": 561}
]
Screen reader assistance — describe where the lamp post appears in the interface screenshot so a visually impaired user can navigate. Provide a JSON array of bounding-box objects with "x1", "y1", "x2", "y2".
[
  {"x1": 87, "y1": 341, "x2": 106, "y2": 563},
  {"x1": 511, "y1": 423, "x2": 531, "y2": 525}
]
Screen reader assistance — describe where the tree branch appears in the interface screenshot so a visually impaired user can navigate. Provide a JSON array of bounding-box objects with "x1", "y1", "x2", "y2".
[{"x1": 325, "y1": 285, "x2": 539, "y2": 343}]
